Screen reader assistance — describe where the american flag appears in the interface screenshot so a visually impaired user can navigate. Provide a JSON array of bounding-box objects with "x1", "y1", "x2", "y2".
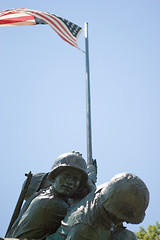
[{"x1": 0, "y1": 8, "x2": 82, "y2": 49}]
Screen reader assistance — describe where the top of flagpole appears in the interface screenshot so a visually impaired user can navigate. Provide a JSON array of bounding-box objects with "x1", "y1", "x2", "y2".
[{"x1": 84, "y1": 22, "x2": 88, "y2": 38}]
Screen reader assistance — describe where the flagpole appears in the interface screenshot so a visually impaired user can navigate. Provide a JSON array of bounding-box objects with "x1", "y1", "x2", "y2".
[{"x1": 84, "y1": 22, "x2": 93, "y2": 165}]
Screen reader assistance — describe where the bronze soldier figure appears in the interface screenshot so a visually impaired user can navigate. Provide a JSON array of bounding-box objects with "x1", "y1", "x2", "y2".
[
  {"x1": 47, "y1": 172, "x2": 149, "y2": 240},
  {"x1": 6, "y1": 152, "x2": 89, "y2": 239},
  {"x1": 5, "y1": 154, "x2": 149, "y2": 240}
]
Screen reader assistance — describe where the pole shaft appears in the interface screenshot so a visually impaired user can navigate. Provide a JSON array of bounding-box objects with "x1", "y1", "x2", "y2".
[{"x1": 85, "y1": 22, "x2": 93, "y2": 165}]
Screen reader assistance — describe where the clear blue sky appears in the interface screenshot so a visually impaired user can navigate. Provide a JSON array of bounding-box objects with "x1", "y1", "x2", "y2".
[{"x1": 0, "y1": 0, "x2": 160, "y2": 237}]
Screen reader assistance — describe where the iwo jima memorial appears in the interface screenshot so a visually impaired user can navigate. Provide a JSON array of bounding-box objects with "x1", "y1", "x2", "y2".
[{"x1": 0, "y1": 8, "x2": 149, "y2": 240}]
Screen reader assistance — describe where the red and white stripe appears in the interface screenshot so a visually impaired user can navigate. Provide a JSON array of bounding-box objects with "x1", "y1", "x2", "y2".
[
  {"x1": 0, "y1": 11, "x2": 35, "y2": 26},
  {"x1": 0, "y1": 8, "x2": 82, "y2": 49}
]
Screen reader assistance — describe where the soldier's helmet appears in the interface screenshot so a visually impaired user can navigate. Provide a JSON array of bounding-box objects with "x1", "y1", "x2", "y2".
[
  {"x1": 101, "y1": 173, "x2": 149, "y2": 224},
  {"x1": 48, "y1": 151, "x2": 88, "y2": 189}
]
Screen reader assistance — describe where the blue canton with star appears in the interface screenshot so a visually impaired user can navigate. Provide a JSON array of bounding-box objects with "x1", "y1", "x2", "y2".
[{"x1": 55, "y1": 15, "x2": 82, "y2": 38}]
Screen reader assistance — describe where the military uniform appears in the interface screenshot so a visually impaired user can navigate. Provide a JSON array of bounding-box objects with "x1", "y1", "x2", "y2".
[{"x1": 7, "y1": 187, "x2": 69, "y2": 239}]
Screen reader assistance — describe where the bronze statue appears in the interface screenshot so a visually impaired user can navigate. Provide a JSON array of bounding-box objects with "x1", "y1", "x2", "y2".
[
  {"x1": 6, "y1": 152, "x2": 90, "y2": 239},
  {"x1": 5, "y1": 153, "x2": 149, "y2": 240},
  {"x1": 47, "y1": 172, "x2": 149, "y2": 240}
]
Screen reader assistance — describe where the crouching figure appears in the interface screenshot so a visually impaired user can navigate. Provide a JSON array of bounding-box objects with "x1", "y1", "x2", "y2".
[{"x1": 47, "y1": 172, "x2": 149, "y2": 240}]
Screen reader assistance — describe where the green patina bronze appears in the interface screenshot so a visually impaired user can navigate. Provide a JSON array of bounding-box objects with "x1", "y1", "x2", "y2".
[
  {"x1": 5, "y1": 152, "x2": 149, "y2": 240},
  {"x1": 47, "y1": 172, "x2": 149, "y2": 240}
]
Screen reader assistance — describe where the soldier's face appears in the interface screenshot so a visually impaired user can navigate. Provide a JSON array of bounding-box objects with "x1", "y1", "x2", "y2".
[{"x1": 52, "y1": 169, "x2": 82, "y2": 196}]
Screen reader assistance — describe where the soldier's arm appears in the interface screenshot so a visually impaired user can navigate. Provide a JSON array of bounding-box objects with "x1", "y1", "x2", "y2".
[
  {"x1": 110, "y1": 229, "x2": 137, "y2": 240},
  {"x1": 87, "y1": 159, "x2": 97, "y2": 185}
]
